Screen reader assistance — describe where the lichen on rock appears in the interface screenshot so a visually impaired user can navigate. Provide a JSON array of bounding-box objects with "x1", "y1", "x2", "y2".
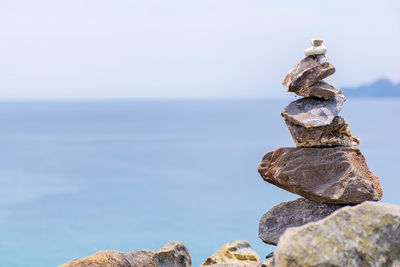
[
  {"x1": 201, "y1": 240, "x2": 259, "y2": 266},
  {"x1": 274, "y1": 202, "x2": 400, "y2": 267}
]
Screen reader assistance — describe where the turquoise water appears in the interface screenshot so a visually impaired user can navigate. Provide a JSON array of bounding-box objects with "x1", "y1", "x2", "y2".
[{"x1": 0, "y1": 99, "x2": 398, "y2": 266}]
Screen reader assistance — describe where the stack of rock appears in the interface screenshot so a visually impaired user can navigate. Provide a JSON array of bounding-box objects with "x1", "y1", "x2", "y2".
[{"x1": 257, "y1": 39, "x2": 383, "y2": 248}]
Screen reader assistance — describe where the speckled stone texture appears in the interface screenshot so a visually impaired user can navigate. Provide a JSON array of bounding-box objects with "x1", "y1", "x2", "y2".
[
  {"x1": 284, "y1": 116, "x2": 360, "y2": 147},
  {"x1": 281, "y1": 93, "x2": 346, "y2": 128},
  {"x1": 258, "y1": 198, "x2": 344, "y2": 245},
  {"x1": 274, "y1": 202, "x2": 400, "y2": 267},
  {"x1": 258, "y1": 147, "x2": 383, "y2": 204}
]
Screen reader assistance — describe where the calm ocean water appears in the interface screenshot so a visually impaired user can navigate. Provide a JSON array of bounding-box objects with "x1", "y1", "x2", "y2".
[{"x1": 0, "y1": 99, "x2": 399, "y2": 266}]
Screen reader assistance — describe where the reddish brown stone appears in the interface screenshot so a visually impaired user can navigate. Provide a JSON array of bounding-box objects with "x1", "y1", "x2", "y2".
[
  {"x1": 257, "y1": 147, "x2": 382, "y2": 204},
  {"x1": 282, "y1": 57, "x2": 335, "y2": 93},
  {"x1": 296, "y1": 81, "x2": 342, "y2": 100}
]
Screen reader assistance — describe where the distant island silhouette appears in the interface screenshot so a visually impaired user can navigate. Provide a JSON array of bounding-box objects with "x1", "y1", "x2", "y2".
[{"x1": 341, "y1": 78, "x2": 400, "y2": 97}]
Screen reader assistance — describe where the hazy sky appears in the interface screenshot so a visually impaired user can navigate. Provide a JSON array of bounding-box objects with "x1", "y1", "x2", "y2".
[{"x1": 1, "y1": 0, "x2": 399, "y2": 99}]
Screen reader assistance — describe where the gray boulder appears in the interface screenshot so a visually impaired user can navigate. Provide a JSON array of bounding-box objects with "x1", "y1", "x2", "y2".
[
  {"x1": 274, "y1": 201, "x2": 400, "y2": 267},
  {"x1": 281, "y1": 93, "x2": 346, "y2": 128},
  {"x1": 155, "y1": 241, "x2": 192, "y2": 267},
  {"x1": 259, "y1": 198, "x2": 344, "y2": 245}
]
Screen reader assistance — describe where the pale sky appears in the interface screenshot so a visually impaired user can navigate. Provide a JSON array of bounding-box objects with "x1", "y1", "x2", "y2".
[{"x1": 1, "y1": 0, "x2": 399, "y2": 99}]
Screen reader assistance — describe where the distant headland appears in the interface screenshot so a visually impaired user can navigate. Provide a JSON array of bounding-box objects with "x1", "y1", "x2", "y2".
[{"x1": 341, "y1": 78, "x2": 400, "y2": 97}]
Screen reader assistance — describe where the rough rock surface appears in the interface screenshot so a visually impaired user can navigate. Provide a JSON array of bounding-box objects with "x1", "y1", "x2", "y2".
[
  {"x1": 282, "y1": 57, "x2": 335, "y2": 93},
  {"x1": 256, "y1": 258, "x2": 274, "y2": 267},
  {"x1": 201, "y1": 240, "x2": 259, "y2": 266},
  {"x1": 295, "y1": 81, "x2": 341, "y2": 100},
  {"x1": 60, "y1": 250, "x2": 158, "y2": 267},
  {"x1": 274, "y1": 201, "x2": 400, "y2": 267},
  {"x1": 259, "y1": 198, "x2": 344, "y2": 245},
  {"x1": 155, "y1": 241, "x2": 192, "y2": 267},
  {"x1": 257, "y1": 147, "x2": 383, "y2": 204},
  {"x1": 281, "y1": 93, "x2": 346, "y2": 127},
  {"x1": 284, "y1": 116, "x2": 360, "y2": 147},
  {"x1": 203, "y1": 264, "x2": 258, "y2": 267},
  {"x1": 60, "y1": 241, "x2": 191, "y2": 267}
]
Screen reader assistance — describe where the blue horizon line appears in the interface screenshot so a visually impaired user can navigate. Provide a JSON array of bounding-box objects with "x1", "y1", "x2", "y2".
[
  {"x1": 0, "y1": 96, "x2": 290, "y2": 102},
  {"x1": 0, "y1": 95, "x2": 399, "y2": 102}
]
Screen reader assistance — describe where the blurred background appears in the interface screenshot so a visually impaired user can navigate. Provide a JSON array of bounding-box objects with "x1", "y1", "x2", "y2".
[{"x1": 0, "y1": 1, "x2": 399, "y2": 266}]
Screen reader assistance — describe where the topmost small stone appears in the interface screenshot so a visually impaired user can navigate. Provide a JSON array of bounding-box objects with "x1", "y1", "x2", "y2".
[
  {"x1": 311, "y1": 38, "x2": 323, "y2": 47},
  {"x1": 305, "y1": 38, "x2": 326, "y2": 56}
]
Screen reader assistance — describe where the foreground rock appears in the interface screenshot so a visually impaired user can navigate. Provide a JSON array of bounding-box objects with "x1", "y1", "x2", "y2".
[
  {"x1": 60, "y1": 241, "x2": 191, "y2": 267},
  {"x1": 256, "y1": 258, "x2": 274, "y2": 267},
  {"x1": 201, "y1": 240, "x2": 259, "y2": 266},
  {"x1": 282, "y1": 57, "x2": 335, "y2": 93},
  {"x1": 281, "y1": 93, "x2": 346, "y2": 127},
  {"x1": 258, "y1": 147, "x2": 383, "y2": 204},
  {"x1": 295, "y1": 81, "x2": 341, "y2": 100},
  {"x1": 284, "y1": 116, "x2": 360, "y2": 147},
  {"x1": 274, "y1": 202, "x2": 400, "y2": 267},
  {"x1": 258, "y1": 198, "x2": 344, "y2": 245}
]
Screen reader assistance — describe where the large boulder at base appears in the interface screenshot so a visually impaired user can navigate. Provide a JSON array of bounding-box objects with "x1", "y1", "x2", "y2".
[
  {"x1": 284, "y1": 116, "x2": 360, "y2": 147},
  {"x1": 281, "y1": 93, "x2": 346, "y2": 128},
  {"x1": 282, "y1": 56, "x2": 335, "y2": 93},
  {"x1": 60, "y1": 241, "x2": 191, "y2": 267},
  {"x1": 295, "y1": 81, "x2": 342, "y2": 100},
  {"x1": 258, "y1": 198, "x2": 344, "y2": 245},
  {"x1": 274, "y1": 202, "x2": 400, "y2": 267},
  {"x1": 201, "y1": 240, "x2": 259, "y2": 266},
  {"x1": 257, "y1": 147, "x2": 383, "y2": 204}
]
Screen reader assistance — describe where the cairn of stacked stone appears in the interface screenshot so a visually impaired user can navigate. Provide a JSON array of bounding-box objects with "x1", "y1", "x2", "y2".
[{"x1": 257, "y1": 39, "x2": 383, "y2": 247}]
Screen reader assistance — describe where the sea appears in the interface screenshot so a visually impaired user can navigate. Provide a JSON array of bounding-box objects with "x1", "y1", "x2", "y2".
[{"x1": 0, "y1": 98, "x2": 398, "y2": 267}]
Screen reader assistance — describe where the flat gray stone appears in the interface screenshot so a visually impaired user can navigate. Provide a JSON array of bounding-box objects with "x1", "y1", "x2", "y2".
[
  {"x1": 284, "y1": 116, "x2": 360, "y2": 147},
  {"x1": 281, "y1": 93, "x2": 346, "y2": 127},
  {"x1": 296, "y1": 81, "x2": 342, "y2": 100},
  {"x1": 274, "y1": 202, "x2": 400, "y2": 267},
  {"x1": 258, "y1": 198, "x2": 344, "y2": 245}
]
